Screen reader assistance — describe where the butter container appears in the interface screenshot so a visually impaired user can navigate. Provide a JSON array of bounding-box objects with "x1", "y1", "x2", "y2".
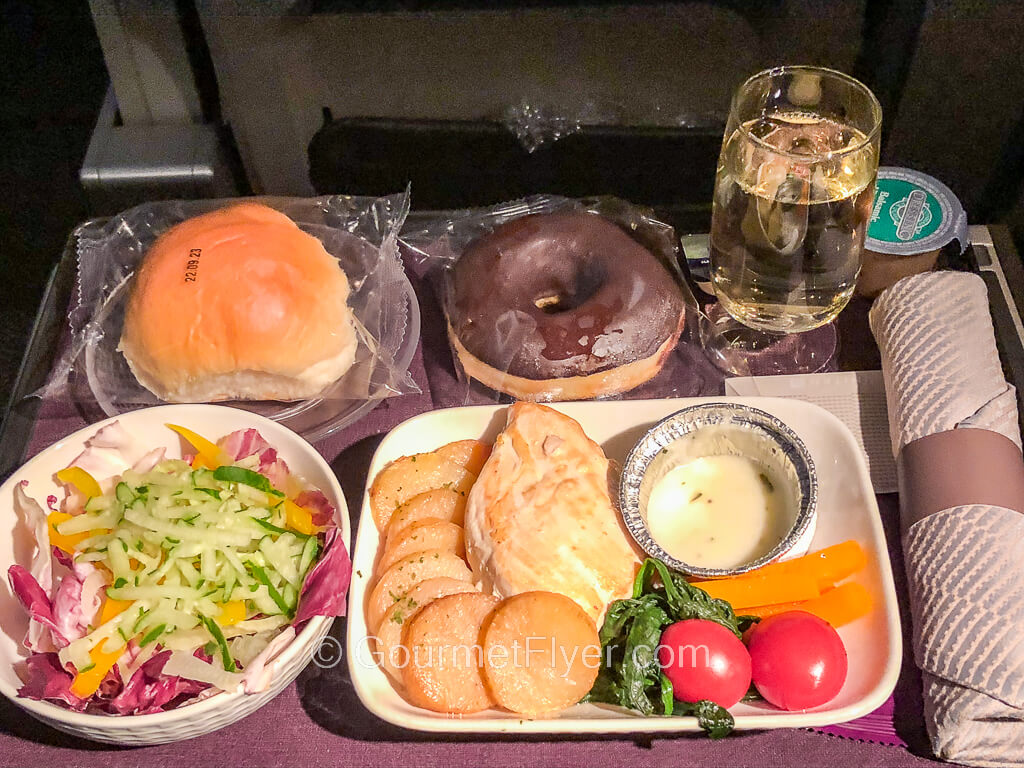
[{"x1": 857, "y1": 167, "x2": 969, "y2": 298}]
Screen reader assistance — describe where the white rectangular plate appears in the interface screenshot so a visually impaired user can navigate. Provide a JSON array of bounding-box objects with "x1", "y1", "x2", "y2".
[{"x1": 346, "y1": 397, "x2": 902, "y2": 733}]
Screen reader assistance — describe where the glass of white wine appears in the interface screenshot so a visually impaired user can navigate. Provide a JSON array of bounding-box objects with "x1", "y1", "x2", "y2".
[{"x1": 703, "y1": 65, "x2": 882, "y2": 375}]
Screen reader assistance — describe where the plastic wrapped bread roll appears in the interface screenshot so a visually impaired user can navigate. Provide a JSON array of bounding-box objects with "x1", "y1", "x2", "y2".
[{"x1": 118, "y1": 203, "x2": 358, "y2": 402}]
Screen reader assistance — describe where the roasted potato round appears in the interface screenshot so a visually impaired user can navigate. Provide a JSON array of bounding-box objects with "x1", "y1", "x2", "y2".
[
  {"x1": 385, "y1": 488, "x2": 468, "y2": 544},
  {"x1": 401, "y1": 592, "x2": 501, "y2": 714},
  {"x1": 482, "y1": 591, "x2": 601, "y2": 716},
  {"x1": 377, "y1": 519, "x2": 465, "y2": 576},
  {"x1": 369, "y1": 453, "x2": 476, "y2": 530},
  {"x1": 375, "y1": 577, "x2": 478, "y2": 684},
  {"x1": 434, "y1": 439, "x2": 492, "y2": 475},
  {"x1": 367, "y1": 549, "x2": 473, "y2": 632}
]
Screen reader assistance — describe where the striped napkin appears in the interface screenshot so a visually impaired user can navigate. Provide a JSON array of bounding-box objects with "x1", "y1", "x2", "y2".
[{"x1": 870, "y1": 272, "x2": 1024, "y2": 767}]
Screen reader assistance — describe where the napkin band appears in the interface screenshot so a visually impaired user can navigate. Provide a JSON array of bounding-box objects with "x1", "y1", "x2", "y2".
[{"x1": 898, "y1": 427, "x2": 1024, "y2": 532}]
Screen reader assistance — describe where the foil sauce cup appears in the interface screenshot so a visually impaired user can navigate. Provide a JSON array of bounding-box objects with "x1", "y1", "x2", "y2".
[{"x1": 618, "y1": 403, "x2": 818, "y2": 579}]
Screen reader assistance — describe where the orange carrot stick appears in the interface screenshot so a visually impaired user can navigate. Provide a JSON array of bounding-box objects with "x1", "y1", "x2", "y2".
[
  {"x1": 738, "y1": 583, "x2": 874, "y2": 628},
  {"x1": 694, "y1": 572, "x2": 821, "y2": 609},
  {"x1": 738, "y1": 601, "x2": 805, "y2": 620},
  {"x1": 755, "y1": 540, "x2": 868, "y2": 589},
  {"x1": 800, "y1": 582, "x2": 873, "y2": 627},
  {"x1": 692, "y1": 540, "x2": 868, "y2": 606}
]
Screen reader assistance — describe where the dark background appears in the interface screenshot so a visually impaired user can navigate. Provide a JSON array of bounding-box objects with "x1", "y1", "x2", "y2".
[
  {"x1": 2, "y1": 0, "x2": 1023, "y2": 418},
  {"x1": 1, "y1": 1, "x2": 107, "y2": 415}
]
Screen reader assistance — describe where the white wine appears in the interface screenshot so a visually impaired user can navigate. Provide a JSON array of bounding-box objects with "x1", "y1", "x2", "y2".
[{"x1": 710, "y1": 113, "x2": 876, "y2": 333}]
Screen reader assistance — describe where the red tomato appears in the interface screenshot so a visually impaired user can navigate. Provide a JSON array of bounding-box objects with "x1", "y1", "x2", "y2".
[
  {"x1": 658, "y1": 619, "x2": 751, "y2": 709},
  {"x1": 747, "y1": 611, "x2": 848, "y2": 711}
]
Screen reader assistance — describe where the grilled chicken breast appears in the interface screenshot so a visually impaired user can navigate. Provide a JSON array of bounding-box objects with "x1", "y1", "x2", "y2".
[{"x1": 464, "y1": 402, "x2": 641, "y2": 621}]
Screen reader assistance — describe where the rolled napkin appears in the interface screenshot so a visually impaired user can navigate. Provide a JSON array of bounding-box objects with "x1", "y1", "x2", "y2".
[{"x1": 871, "y1": 271, "x2": 1024, "y2": 767}]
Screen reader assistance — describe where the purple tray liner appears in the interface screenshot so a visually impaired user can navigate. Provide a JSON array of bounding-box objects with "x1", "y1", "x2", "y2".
[{"x1": 0, "y1": 263, "x2": 944, "y2": 766}]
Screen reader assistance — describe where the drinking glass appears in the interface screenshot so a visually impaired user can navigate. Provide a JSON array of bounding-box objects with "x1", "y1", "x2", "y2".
[{"x1": 703, "y1": 65, "x2": 882, "y2": 374}]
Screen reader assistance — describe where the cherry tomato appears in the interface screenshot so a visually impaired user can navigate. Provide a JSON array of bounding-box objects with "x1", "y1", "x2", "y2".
[
  {"x1": 658, "y1": 619, "x2": 752, "y2": 708},
  {"x1": 747, "y1": 611, "x2": 848, "y2": 711}
]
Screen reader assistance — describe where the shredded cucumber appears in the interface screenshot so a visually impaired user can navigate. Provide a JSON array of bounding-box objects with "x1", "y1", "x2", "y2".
[
  {"x1": 115, "y1": 482, "x2": 135, "y2": 505},
  {"x1": 198, "y1": 614, "x2": 235, "y2": 671},
  {"x1": 56, "y1": 507, "x2": 122, "y2": 535},
  {"x1": 214, "y1": 465, "x2": 284, "y2": 497},
  {"x1": 140, "y1": 624, "x2": 166, "y2": 647},
  {"x1": 59, "y1": 455, "x2": 323, "y2": 675},
  {"x1": 84, "y1": 496, "x2": 112, "y2": 513},
  {"x1": 223, "y1": 615, "x2": 289, "y2": 638},
  {"x1": 298, "y1": 536, "x2": 319, "y2": 577},
  {"x1": 59, "y1": 600, "x2": 152, "y2": 672}
]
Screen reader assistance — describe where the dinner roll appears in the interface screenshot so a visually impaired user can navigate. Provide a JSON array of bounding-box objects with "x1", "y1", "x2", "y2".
[{"x1": 118, "y1": 203, "x2": 358, "y2": 402}]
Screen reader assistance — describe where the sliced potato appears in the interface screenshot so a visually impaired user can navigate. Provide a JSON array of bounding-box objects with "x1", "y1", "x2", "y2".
[
  {"x1": 366, "y1": 549, "x2": 473, "y2": 632},
  {"x1": 374, "y1": 577, "x2": 478, "y2": 684},
  {"x1": 434, "y1": 440, "x2": 492, "y2": 476},
  {"x1": 482, "y1": 591, "x2": 600, "y2": 716},
  {"x1": 369, "y1": 453, "x2": 476, "y2": 531},
  {"x1": 385, "y1": 488, "x2": 468, "y2": 544},
  {"x1": 377, "y1": 519, "x2": 465, "y2": 576},
  {"x1": 402, "y1": 592, "x2": 500, "y2": 714}
]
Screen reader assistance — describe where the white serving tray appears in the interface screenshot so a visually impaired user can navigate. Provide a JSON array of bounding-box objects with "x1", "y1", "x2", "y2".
[{"x1": 346, "y1": 397, "x2": 901, "y2": 734}]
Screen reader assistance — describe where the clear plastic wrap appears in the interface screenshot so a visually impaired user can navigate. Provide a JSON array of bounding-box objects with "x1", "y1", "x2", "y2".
[
  {"x1": 401, "y1": 195, "x2": 722, "y2": 405},
  {"x1": 39, "y1": 193, "x2": 420, "y2": 440},
  {"x1": 502, "y1": 98, "x2": 722, "y2": 153}
]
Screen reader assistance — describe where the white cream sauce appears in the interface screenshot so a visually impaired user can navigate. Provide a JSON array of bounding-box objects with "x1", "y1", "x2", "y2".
[{"x1": 645, "y1": 455, "x2": 790, "y2": 569}]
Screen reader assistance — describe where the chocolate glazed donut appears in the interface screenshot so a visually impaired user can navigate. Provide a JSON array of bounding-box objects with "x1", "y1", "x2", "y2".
[{"x1": 447, "y1": 211, "x2": 686, "y2": 401}]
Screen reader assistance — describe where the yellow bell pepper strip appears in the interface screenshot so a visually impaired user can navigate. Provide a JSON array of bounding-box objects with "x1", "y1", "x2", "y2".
[
  {"x1": 69, "y1": 639, "x2": 127, "y2": 699},
  {"x1": 165, "y1": 423, "x2": 230, "y2": 469},
  {"x1": 98, "y1": 596, "x2": 133, "y2": 625},
  {"x1": 284, "y1": 499, "x2": 317, "y2": 536},
  {"x1": 55, "y1": 466, "x2": 102, "y2": 499},
  {"x1": 216, "y1": 601, "x2": 247, "y2": 627},
  {"x1": 47, "y1": 511, "x2": 92, "y2": 555}
]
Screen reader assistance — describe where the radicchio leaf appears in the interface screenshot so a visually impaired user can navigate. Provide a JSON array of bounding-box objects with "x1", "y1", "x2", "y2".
[
  {"x1": 52, "y1": 546, "x2": 73, "y2": 571},
  {"x1": 219, "y1": 429, "x2": 291, "y2": 489},
  {"x1": 8, "y1": 565, "x2": 68, "y2": 652},
  {"x1": 16, "y1": 653, "x2": 86, "y2": 711},
  {"x1": 67, "y1": 421, "x2": 150, "y2": 486},
  {"x1": 240, "y1": 627, "x2": 295, "y2": 694},
  {"x1": 293, "y1": 489, "x2": 335, "y2": 528},
  {"x1": 293, "y1": 527, "x2": 351, "y2": 624},
  {"x1": 218, "y1": 429, "x2": 272, "y2": 461},
  {"x1": 14, "y1": 482, "x2": 52, "y2": 593},
  {"x1": 50, "y1": 561, "x2": 104, "y2": 644},
  {"x1": 108, "y1": 650, "x2": 209, "y2": 715}
]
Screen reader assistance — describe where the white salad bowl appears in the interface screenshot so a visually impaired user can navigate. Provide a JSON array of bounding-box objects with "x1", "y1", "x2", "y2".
[{"x1": 0, "y1": 404, "x2": 349, "y2": 745}]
